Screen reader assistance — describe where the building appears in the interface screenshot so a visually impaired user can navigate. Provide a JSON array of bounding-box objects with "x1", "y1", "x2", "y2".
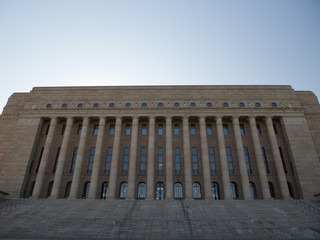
[{"x1": 0, "y1": 85, "x2": 319, "y2": 201}]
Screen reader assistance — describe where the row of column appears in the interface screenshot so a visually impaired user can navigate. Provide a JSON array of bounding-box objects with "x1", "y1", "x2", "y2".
[{"x1": 32, "y1": 115, "x2": 290, "y2": 200}]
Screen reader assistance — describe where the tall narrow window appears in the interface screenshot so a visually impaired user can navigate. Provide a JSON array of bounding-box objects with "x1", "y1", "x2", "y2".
[
  {"x1": 36, "y1": 147, "x2": 44, "y2": 173},
  {"x1": 287, "y1": 182, "x2": 294, "y2": 198},
  {"x1": 45, "y1": 124, "x2": 50, "y2": 135},
  {"x1": 249, "y1": 182, "x2": 257, "y2": 198},
  {"x1": 158, "y1": 124, "x2": 163, "y2": 135},
  {"x1": 256, "y1": 124, "x2": 262, "y2": 135},
  {"x1": 137, "y1": 182, "x2": 146, "y2": 198},
  {"x1": 53, "y1": 147, "x2": 61, "y2": 173},
  {"x1": 174, "y1": 182, "x2": 183, "y2": 198},
  {"x1": 239, "y1": 124, "x2": 245, "y2": 135},
  {"x1": 174, "y1": 124, "x2": 179, "y2": 135},
  {"x1": 190, "y1": 124, "x2": 196, "y2": 135},
  {"x1": 65, "y1": 182, "x2": 72, "y2": 198},
  {"x1": 226, "y1": 147, "x2": 234, "y2": 174},
  {"x1": 101, "y1": 182, "x2": 109, "y2": 199},
  {"x1": 77, "y1": 124, "x2": 82, "y2": 135},
  {"x1": 268, "y1": 182, "x2": 275, "y2": 198},
  {"x1": 192, "y1": 182, "x2": 201, "y2": 198},
  {"x1": 223, "y1": 124, "x2": 229, "y2": 135},
  {"x1": 109, "y1": 125, "x2": 115, "y2": 135},
  {"x1": 122, "y1": 147, "x2": 129, "y2": 174},
  {"x1": 175, "y1": 147, "x2": 181, "y2": 174},
  {"x1": 279, "y1": 147, "x2": 287, "y2": 174},
  {"x1": 104, "y1": 147, "x2": 112, "y2": 174},
  {"x1": 120, "y1": 182, "x2": 128, "y2": 198},
  {"x1": 273, "y1": 124, "x2": 278, "y2": 134},
  {"x1": 192, "y1": 147, "x2": 199, "y2": 174},
  {"x1": 207, "y1": 125, "x2": 213, "y2": 135},
  {"x1": 243, "y1": 147, "x2": 252, "y2": 174},
  {"x1": 209, "y1": 147, "x2": 216, "y2": 174},
  {"x1": 157, "y1": 147, "x2": 163, "y2": 174},
  {"x1": 70, "y1": 147, "x2": 78, "y2": 173},
  {"x1": 93, "y1": 125, "x2": 99, "y2": 135},
  {"x1": 87, "y1": 147, "x2": 95, "y2": 173},
  {"x1": 83, "y1": 182, "x2": 90, "y2": 198},
  {"x1": 261, "y1": 147, "x2": 270, "y2": 174},
  {"x1": 230, "y1": 182, "x2": 238, "y2": 198},
  {"x1": 140, "y1": 147, "x2": 146, "y2": 174},
  {"x1": 125, "y1": 125, "x2": 131, "y2": 135},
  {"x1": 142, "y1": 125, "x2": 147, "y2": 135},
  {"x1": 47, "y1": 181, "x2": 53, "y2": 197},
  {"x1": 211, "y1": 182, "x2": 220, "y2": 200},
  {"x1": 61, "y1": 124, "x2": 66, "y2": 135},
  {"x1": 156, "y1": 182, "x2": 165, "y2": 200}
]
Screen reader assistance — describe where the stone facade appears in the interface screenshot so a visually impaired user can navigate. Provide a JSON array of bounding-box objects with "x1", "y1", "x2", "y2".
[{"x1": 0, "y1": 85, "x2": 319, "y2": 200}]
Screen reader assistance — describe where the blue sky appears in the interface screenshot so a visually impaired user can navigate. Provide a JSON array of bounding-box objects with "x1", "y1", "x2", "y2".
[{"x1": 0, "y1": 0, "x2": 319, "y2": 112}]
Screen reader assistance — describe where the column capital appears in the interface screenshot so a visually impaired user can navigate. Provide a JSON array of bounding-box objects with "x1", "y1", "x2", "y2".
[
  {"x1": 231, "y1": 116, "x2": 240, "y2": 124},
  {"x1": 248, "y1": 116, "x2": 257, "y2": 125},
  {"x1": 264, "y1": 116, "x2": 273, "y2": 125}
]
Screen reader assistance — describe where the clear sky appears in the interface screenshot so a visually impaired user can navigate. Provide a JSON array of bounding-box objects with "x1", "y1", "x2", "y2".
[{"x1": 0, "y1": 0, "x2": 319, "y2": 113}]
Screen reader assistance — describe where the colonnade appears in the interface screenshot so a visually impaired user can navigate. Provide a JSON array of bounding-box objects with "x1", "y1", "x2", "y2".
[{"x1": 32, "y1": 115, "x2": 291, "y2": 200}]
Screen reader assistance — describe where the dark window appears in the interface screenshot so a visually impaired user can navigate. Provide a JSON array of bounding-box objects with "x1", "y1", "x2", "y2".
[
  {"x1": 255, "y1": 102, "x2": 261, "y2": 108},
  {"x1": 77, "y1": 124, "x2": 82, "y2": 135},
  {"x1": 61, "y1": 103, "x2": 67, "y2": 109},
  {"x1": 101, "y1": 182, "x2": 109, "y2": 199},
  {"x1": 45, "y1": 125, "x2": 50, "y2": 135},
  {"x1": 65, "y1": 182, "x2": 72, "y2": 198},
  {"x1": 209, "y1": 147, "x2": 216, "y2": 174},
  {"x1": 230, "y1": 182, "x2": 238, "y2": 198},
  {"x1": 142, "y1": 125, "x2": 147, "y2": 135},
  {"x1": 174, "y1": 182, "x2": 183, "y2": 198},
  {"x1": 137, "y1": 182, "x2": 146, "y2": 198},
  {"x1": 273, "y1": 124, "x2": 278, "y2": 134},
  {"x1": 190, "y1": 102, "x2": 196, "y2": 108},
  {"x1": 240, "y1": 124, "x2": 245, "y2": 135},
  {"x1": 158, "y1": 103, "x2": 163, "y2": 108},
  {"x1": 36, "y1": 147, "x2": 44, "y2": 173},
  {"x1": 250, "y1": 182, "x2": 257, "y2": 198},
  {"x1": 174, "y1": 103, "x2": 180, "y2": 108},
  {"x1": 226, "y1": 147, "x2": 234, "y2": 174},
  {"x1": 243, "y1": 147, "x2": 252, "y2": 174},
  {"x1": 125, "y1": 103, "x2": 131, "y2": 108},
  {"x1": 140, "y1": 147, "x2": 146, "y2": 174},
  {"x1": 279, "y1": 147, "x2": 287, "y2": 174},
  {"x1": 174, "y1": 124, "x2": 179, "y2": 135},
  {"x1": 93, "y1": 125, "x2": 99, "y2": 135},
  {"x1": 47, "y1": 181, "x2": 53, "y2": 197},
  {"x1": 109, "y1": 125, "x2": 115, "y2": 135},
  {"x1": 77, "y1": 103, "x2": 83, "y2": 109},
  {"x1": 192, "y1": 147, "x2": 199, "y2": 174},
  {"x1": 141, "y1": 103, "x2": 147, "y2": 108},
  {"x1": 287, "y1": 182, "x2": 294, "y2": 198},
  {"x1": 53, "y1": 147, "x2": 61, "y2": 173},
  {"x1": 256, "y1": 124, "x2": 262, "y2": 135},
  {"x1": 120, "y1": 182, "x2": 128, "y2": 198},
  {"x1": 223, "y1": 102, "x2": 229, "y2": 108},
  {"x1": 206, "y1": 102, "x2": 212, "y2": 108},
  {"x1": 268, "y1": 182, "x2": 275, "y2": 198},
  {"x1": 125, "y1": 125, "x2": 131, "y2": 135},
  {"x1": 211, "y1": 182, "x2": 220, "y2": 200},
  {"x1": 87, "y1": 147, "x2": 95, "y2": 173},
  {"x1": 70, "y1": 147, "x2": 78, "y2": 173},
  {"x1": 192, "y1": 182, "x2": 201, "y2": 198},
  {"x1": 223, "y1": 124, "x2": 229, "y2": 135},
  {"x1": 175, "y1": 147, "x2": 181, "y2": 174},
  {"x1": 271, "y1": 102, "x2": 277, "y2": 108},
  {"x1": 191, "y1": 124, "x2": 196, "y2": 135},
  {"x1": 158, "y1": 124, "x2": 163, "y2": 135},
  {"x1": 61, "y1": 124, "x2": 66, "y2": 135},
  {"x1": 109, "y1": 103, "x2": 115, "y2": 108},
  {"x1": 239, "y1": 102, "x2": 245, "y2": 108},
  {"x1": 46, "y1": 103, "x2": 52, "y2": 109},
  {"x1": 261, "y1": 147, "x2": 270, "y2": 174},
  {"x1": 93, "y1": 103, "x2": 99, "y2": 108},
  {"x1": 30, "y1": 181, "x2": 35, "y2": 197},
  {"x1": 83, "y1": 182, "x2": 90, "y2": 198},
  {"x1": 157, "y1": 147, "x2": 163, "y2": 174},
  {"x1": 104, "y1": 147, "x2": 112, "y2": 174},
  {"x1": 207, "y1": 125, "x2": 213, "y2": 135},
  {"x1": 156, "y1": 182, "x2": 165, "y2": 200},
  {"x1": 122, "y1": 147, "x2": 129, "y2": 174}
]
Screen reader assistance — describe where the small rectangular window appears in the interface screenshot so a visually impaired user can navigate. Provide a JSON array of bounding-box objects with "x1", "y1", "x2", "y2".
[
  {"x1": 142, "y1": 125, "x2": 147, "y2": 135},
  {"x1": 125, "y1": 125, "x2": 131, "y2": 135},
  {"x1": 273, "y1": 124, "x2": 278, "y2": 134},
  {"x1": 223, "y1": 125, "x2": 229, "y2": 135},
  {"x1": 207, "y1": 125, "x2": 213, "y2": 135},
  {"x1": 157, "y1": 147, "x2": 163, "y2": 174},
  {"x1": 174, "y1": 124, "x2": 179, "y2": 135},
  {"x1": 122, "y1": 147, "x2": 129, "y2": 174},
  {"x1": 191, "y1": 124, "x2": 196, "y2": 135},
  {"x1": 140, "y1": 147, "x2": 146, "y2": 174},
  {"x1": 77, "y1": 124, "x2": 82, "y2": 135},
  {"x1": 70, "y1": 147, "x2": 78, "y2": 173},
  {"x1": 226, "y1": 147, "x2": 234, "y2": 174},
  {"x1": 53, "y1": 147, "x2": 61, "y2": 173},
  {"x1": 261, "y1": 147, "x2": 269, "y2": 174},
  {"x1": 93, "y1": 125, "x2": 99, "y2": 135},
  {"x1": 239, "y1": 124, "x2": 245, "y2": 135},
  {"x1": 192, "y1": 147, "x2": 199, "y2": 174},
  {"x1": 279, "y1": 147, "x2": 287, "y2": 173},
  {"x1": 209, "y1": 147, "x2": 216, "y2": 174},
  {"x1": 87, "y1": 147, "x2": 95, "y2": 173},
  {"x1": 175, "y1": 147, "x2": 181, "y2": 174},
  {"x1": 158, "y1": 124, "x2": 163, "y2": 135},
  {"x1": 256, "y1": 124, "x2": 262, "y2": 135},
  {"x1": 243, "y1": 147, "x2": 252, "y2": 174},
  {"x1": 105, "y1": 147, "x2": 112, "y2": 174},
  {"x1": 109, "y1": 125, "x2": 115, "y2": 135},
  {"x1": 61, "y1": 125, "x2": 66, "y2": 135}
]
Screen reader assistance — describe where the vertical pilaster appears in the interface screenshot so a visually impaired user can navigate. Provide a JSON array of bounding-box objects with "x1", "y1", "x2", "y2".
[
  {"x1": 249, "y1": 117, "x2": 271, "y2": 199},
  {"x1": 216, "y1": 116, "x2": 232, "y2": 200},
  {"x1": 165, "y1": 116, "x2": 173, "y2": 199},
  {"x1": 88, "y1": 117, "x2": 106, "y2": 199},
  {"x1": 127, "y1": 117, "x2": 139, "y2": 199},
  {"x1": 265, "y1": 116, "x2": 290, "y2": 199},
  {"x1": 69, "y1": 117, "x2": 90, "y2": 199},
  {"x1": 108, "y1": 117, "x2": 122, "y2": 199},
  {"x1": 51, "y1": 117, "x2": 74, "y2": 198},
  {"x1": 199, "y1": 116, "x2": 212, "y2": 199},
  {"x1": 32, "y1": 117, "x2": 58, "y2": 198},
  {"x1": 183, "y1": 116, "x2": 193, "y2": 199},
  {"x1": 232, "y1": 117, "x2": 252, "y2": 200},
  {"x1": 146, "y1": 117, "x2": 155, "y2": 199}
]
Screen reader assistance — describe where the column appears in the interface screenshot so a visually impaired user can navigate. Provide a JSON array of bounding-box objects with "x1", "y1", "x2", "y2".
[
  {"x1": 232, "y1": 117, "x2": 252, "y2": 200},
  {"x1": 165, "y1": 116, "x2": 173, "y2": 200},
  {"x1": 183, "y1": 116, "x2": 193, "y2": 199},
  {"x1": 249, "y1": 117, "x2": 271, "y2": 199},
  {"x1": 69, "y1": 117, "x2": 90, "y2": 199},
  {"x1": 265, "y1": 116, "x2": 290, "y2": 199},
  {"x1": 127, "y1": 117, "x2": 139, "y2": 199},
  {"x1": 216, "y1": 116, "x2": 232, "y2": 200},
  {"x1": 199, "y1": 116, "x2": 213, "y2": 199},
  {"x1": 108, "y1": 117, "x2": 122, "y2": 199},
  {"x1": 146, "y1": 117, "x2": 155, "y2": 199},
  {"x1": 88, "y1": 117, "x2": 106, "y2": 199},
  {"x1": 32, "y1": 117, "x2": 58, "y2": 198},
  {"x1": 51, "y1": 117, "x2": 74, "y2": 198}
]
